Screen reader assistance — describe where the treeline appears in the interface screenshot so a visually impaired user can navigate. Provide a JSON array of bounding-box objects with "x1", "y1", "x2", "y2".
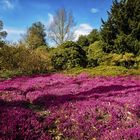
[{"x1": 0, "y1": 0, "x2": 140, "y2": 75}]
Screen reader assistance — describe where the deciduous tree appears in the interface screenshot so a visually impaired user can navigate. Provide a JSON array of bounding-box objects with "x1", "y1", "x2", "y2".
[{"x1": 48, "y1": 8, "x2": 75, "y2": 45}]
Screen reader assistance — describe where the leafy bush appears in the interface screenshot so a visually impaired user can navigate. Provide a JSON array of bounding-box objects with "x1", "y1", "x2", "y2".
[
  {"x1": 64, "y1": 66, "x2": 129, "y2": 76},
  {"x1": 87, "y1": 41, "x2": 105, "y2": 67},
  {"x1": 0, "y1": 44, "x2": 51, "y2": 74},
  {"x1": 0, "y1": 70, "x2": 23, "y2": 79},
  {"x1": 101, "y1": 53, "x2": 136, "y2": 68},
  {"x1": 135, "y1": 55, "x2": 140, "y2": 68},
  {"x1": 51, "y1": 41, "x2": 87, "y2": 70}
]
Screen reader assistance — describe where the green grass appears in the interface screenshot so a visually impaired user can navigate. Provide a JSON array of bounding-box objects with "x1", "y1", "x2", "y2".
[
  {"x1": 0, "y1": 66, "x2": 140, "y2": 80},
  {"x1": 63, "y1": 66, "x2": 140, "y2": 77},
  {"x1": 0, "y1": 70, "x2": 23, "y2": 80}
]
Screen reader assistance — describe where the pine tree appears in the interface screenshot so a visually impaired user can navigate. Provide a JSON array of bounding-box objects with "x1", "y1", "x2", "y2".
[{"x1": 101, "y1": 0, "x2": 140, "y2": 55}]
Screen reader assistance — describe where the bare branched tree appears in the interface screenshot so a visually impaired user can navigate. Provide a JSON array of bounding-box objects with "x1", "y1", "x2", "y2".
[{"x1": 48, "y1": 8, "x2": 75, "y2": 45}]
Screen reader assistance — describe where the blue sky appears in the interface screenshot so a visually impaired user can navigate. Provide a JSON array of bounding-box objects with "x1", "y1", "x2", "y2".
[{"x1": 0, "y1": 0, "x2": 113, "y2": 43}]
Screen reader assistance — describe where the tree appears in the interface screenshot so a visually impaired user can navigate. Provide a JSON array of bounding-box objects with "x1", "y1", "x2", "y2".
[
  {"x1": 87, "y1": 29, "x2": 100, "y2": 44},
  {"x1": 25, "y1": 22, "x2": 47, "y2": 49},
  {"x1": 0, "y1": 20, "x2": 7, "y2": 47},
  {"x1": 101, "y1": 0, "x2": 140, "y2": 55},
  {"x1": 48, "y1": 8, "x2": 75, "y2": 45},
  {"x1": 77, "y1": 35, "x2": 89, "y2": 47}
]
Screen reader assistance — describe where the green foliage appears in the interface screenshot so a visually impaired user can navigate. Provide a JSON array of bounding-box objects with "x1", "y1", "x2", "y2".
[
  {"x1": 101, "y1": 0, "x2": 140, "y2": 54},
  {"x1": 0, "y1": 44, "x2": 51, "y2": 74},
  {"x1": 25, "y1": 22, "x2": 47, "y2": 49},
  {"x1": 0, "y1": 40, "x2": 5, "y2": 48},
  {"x1": 77, "y1": 35, "x2": 89, "y2": 47},
  {"x1": 135, "y1": 55, "x2": 140, "y2": 68},
  {"x1": 77, "y1": 35, "x2": 90, "y2": 55},
  {"x1": 114, "y1": 33, "x2": 140, "y2": 55},
  {"x1": 87, "y1": 41, "x2": 105, "y2": 67},
  {"x1": 0, "y1": 70, "x2": 22, "y2": 79},
  {"x1": 101, "y1": 53, "x2": 136, "y2": 68},
  {"x1": 63, "y1": 66, "x2": 131, "y2": 76},
  {"x1": 77, "y1": 29, "x2": 100, "y2": 47},
  {"x1": 51, "y1": 41, "x2": 87, "y2": 70},
  {"x1": 87, "y1": 29, "x2": 100, "y2": 44}
]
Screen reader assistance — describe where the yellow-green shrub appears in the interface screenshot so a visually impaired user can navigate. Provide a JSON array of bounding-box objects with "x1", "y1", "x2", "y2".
[
  {"x1": 101, "y1": 53, "x2": 136, "y2": 68},
  {"x1": 0, "y1": 44, "x2": 51, "y2": 74},
  {"x1": 87, "y1": 41, "x2": 105, "y2": 67}
]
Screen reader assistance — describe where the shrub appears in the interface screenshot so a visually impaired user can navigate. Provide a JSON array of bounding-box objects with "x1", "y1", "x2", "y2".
[
  {"x1": 0, "y1": 44, "x2": 51, "y2": 74},
  {"x1": 101, "y1": 53, "x2": 136, "y2": 68},
  {"x1": 135, "y1": 55, "x2": 140, "y2": 68},
  {"x1": 51, "y1": 41, "x2": 87, "y2": 70},
  {"x1": 87, "y1": 41, "x2": 105, "y2": 67}
]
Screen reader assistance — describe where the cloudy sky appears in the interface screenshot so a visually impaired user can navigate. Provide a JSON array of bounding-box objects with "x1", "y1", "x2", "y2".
[{"x1": 0, "y1": 0, "x2": 113, "y2": 43}]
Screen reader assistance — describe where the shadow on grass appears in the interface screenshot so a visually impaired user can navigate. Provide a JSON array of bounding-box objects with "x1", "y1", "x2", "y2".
[{"x1": 33, "y1": 85, "x2": 139, "y2": 109}]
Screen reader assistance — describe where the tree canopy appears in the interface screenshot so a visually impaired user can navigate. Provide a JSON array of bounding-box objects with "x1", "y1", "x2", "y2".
[
  {"x1": 101, "y1": 0, "x2": 140, "y2": 55},
  {"x1": 25, "y1": 22, "x2": 47, "y2": 49}
]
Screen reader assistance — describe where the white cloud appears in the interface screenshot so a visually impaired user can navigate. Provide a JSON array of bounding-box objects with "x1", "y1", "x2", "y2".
[
  {"x1": 1, "y1": 0, "x2": 14, "y2": 10},
  {"x1": 90, "y1": 8, "x2": 99, "y2": 14},
  {"x1": 47, "y1": 13, "x2": 54, "y2": 25},
  {"x1": 37, "y1": 13, "x2": 53, "y2": 27},
  {"x1": 5, "y1": 27, "x2": 25, "y2": 42},
  {"x1": 5, "y1": 28, "x2": 24, "y2": 34},
  {"x1": 74, "y1": 23, "x2": 93, "y2": 40}
]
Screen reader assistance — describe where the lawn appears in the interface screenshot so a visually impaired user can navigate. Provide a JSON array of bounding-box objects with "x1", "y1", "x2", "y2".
[{"x1": 0, "y1": 73, "x2": 140, "y2": 139}]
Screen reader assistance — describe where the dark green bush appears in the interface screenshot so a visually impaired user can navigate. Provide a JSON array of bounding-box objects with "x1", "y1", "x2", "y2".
[
  {"x1": 77, "y1": 35, "x2": 90, "y2": 47},
  {"x1": 114, "y1": 33, "x2": 140, "y2": 55},
  {"x1": 51, "y1": 41, "x2": 87, "y2": 70},
  {"x1": 87, "y1": 29, "x2": 100, "y2": 44}
]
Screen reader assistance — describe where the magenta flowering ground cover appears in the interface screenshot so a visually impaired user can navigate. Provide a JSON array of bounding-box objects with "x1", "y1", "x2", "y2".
[{"x1": 0, "y1": 74, "x2": 140, "y2": 139}]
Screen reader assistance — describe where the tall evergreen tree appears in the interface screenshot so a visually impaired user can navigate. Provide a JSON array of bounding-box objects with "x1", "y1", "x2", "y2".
[{"x1": 101, "y1": 0, "x2": 140, "y2": 55}]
